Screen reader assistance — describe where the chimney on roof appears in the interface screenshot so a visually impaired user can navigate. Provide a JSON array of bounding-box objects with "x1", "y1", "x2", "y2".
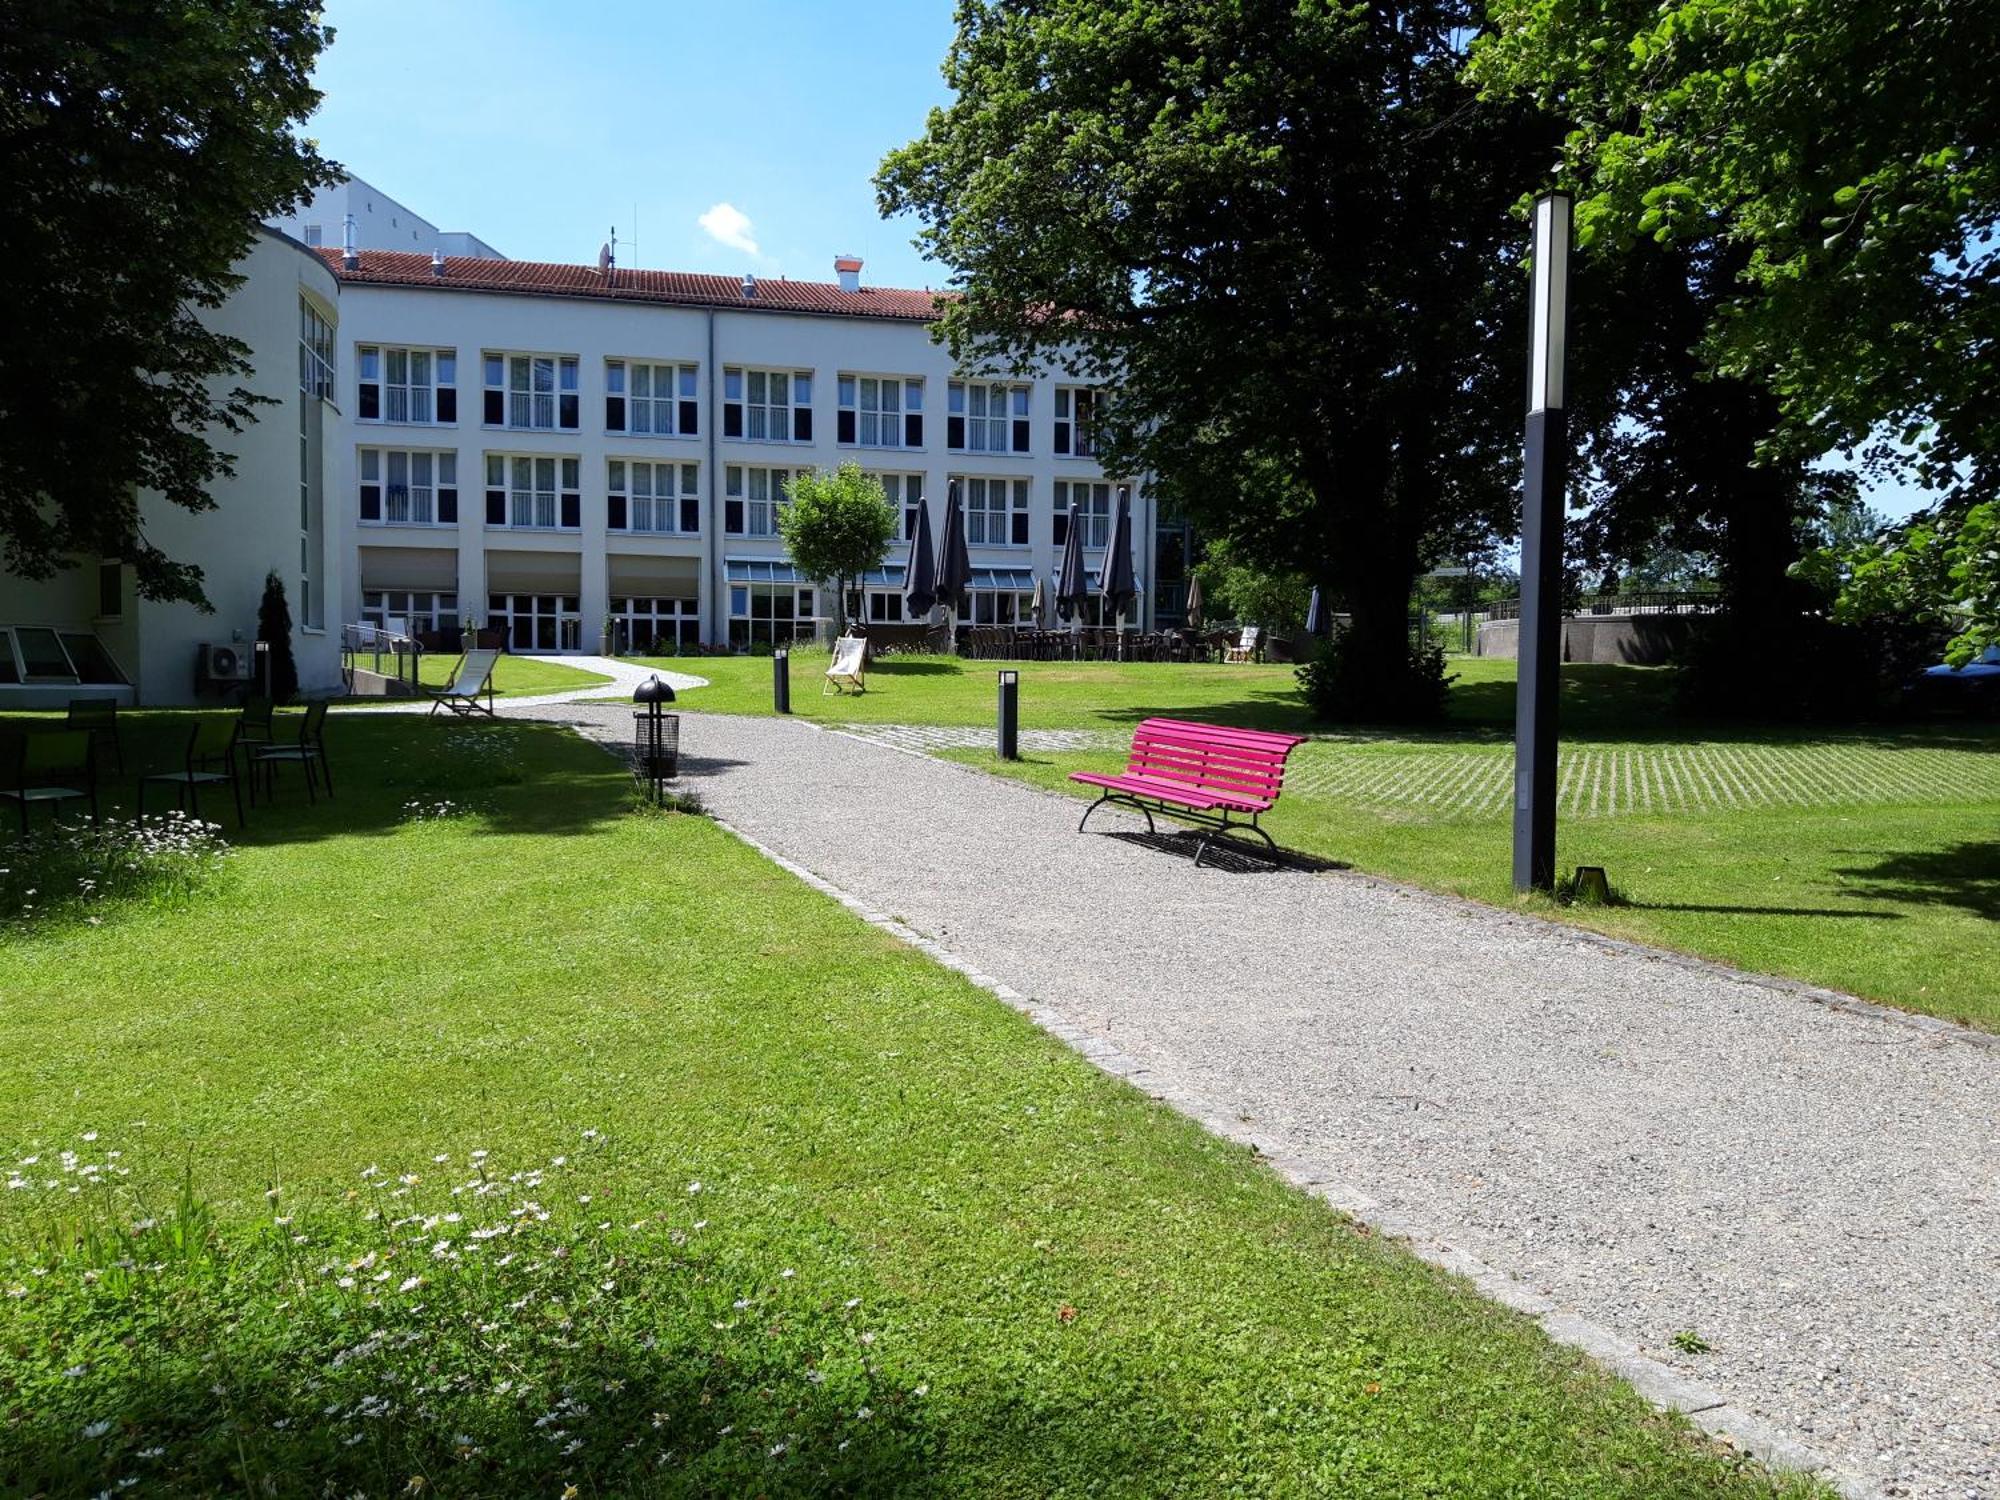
[
  {"x1": 341, "y1": 213, "x2": 358, "y2": 271},
  {"x1": 834, "y1": 254, "x2": 863, "y2": 293},
  {"x1": 431, "y1": 248, "x2": 445, "y2": 278},
  {"x1": 741, "y1": 272, "x2": 756, "y2": 299}
]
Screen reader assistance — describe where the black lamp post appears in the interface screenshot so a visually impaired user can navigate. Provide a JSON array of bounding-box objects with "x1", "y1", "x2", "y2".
[
  {"x1": 631, "y1": 674, "x2": 679, "y2": 803},
  {"x1": 1514, "y1": 191, "x2": 1572, "y2": 893},
  {"x1": 996, "y1": 668, "x2": 1019, "y2": 760}
]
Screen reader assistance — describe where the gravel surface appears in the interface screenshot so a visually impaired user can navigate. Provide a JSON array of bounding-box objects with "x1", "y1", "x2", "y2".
[{"x1": 532, "y1": 705, "x2": 1998, "y2": 1498}]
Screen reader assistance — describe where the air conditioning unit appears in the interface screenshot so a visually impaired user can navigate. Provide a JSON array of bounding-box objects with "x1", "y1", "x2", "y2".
[{"x1": 199, "y1": 642, "x2": 253, "y2": 682}]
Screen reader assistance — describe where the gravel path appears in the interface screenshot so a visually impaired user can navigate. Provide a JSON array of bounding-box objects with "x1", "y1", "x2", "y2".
[{"x1": 527, "y1": 705, "x2": 1997, "y2": 1498}]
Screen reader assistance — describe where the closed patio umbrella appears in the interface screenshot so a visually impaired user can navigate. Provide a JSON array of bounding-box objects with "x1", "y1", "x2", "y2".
[
  {"x1": 903, "y1": 491, "x2": 938, "y2": 621},
  {"x1": 1183, "y1": 573, "x2": 1205, "y2": 631},
  {"x1": 1304, "y1": 585, "x2": 1323, "y2": 636},
  {"x1": 1101, "y1": 486, "x2": 1139, "y2": 656},
  {"x1": 936, "y1": 479, "x2": 973, "y2": 648},
  {"x1": 1056, "y1": 503, "x2": 1089, "y2": 623},
  {"x1": 1029, "y1": 574, "x2": 1049, "y2": 629}
]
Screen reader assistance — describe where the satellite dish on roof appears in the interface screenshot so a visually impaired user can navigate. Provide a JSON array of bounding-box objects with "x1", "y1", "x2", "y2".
[{"x1": 597, "y1": 242, "x2": 612, "y2": 275}]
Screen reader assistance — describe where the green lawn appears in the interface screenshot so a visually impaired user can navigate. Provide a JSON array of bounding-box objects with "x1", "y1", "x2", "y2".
[
  {"x1": 348, "y1": 650, "x2": 612, "y2": 701},
  {"x1": 648, "y1": 650, "x2": 2000, "y2": 1030},
  {"x1": 0, "y1": 711, "x2": 1818, "y2": 1497}
]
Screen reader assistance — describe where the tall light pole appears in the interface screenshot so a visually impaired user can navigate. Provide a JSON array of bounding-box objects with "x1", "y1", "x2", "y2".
[{"x1": 1513, "y1": 191, "x2": 1572, "y2": 893}]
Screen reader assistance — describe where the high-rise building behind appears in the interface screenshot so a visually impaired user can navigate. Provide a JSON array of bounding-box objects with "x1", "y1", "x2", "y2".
[{"x1": 269, "y1": 173, "x2": 506, "y2": 261}]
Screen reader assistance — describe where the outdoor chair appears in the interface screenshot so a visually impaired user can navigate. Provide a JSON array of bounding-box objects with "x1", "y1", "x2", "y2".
[
  {"x1": 251, "y1": 699, "x2": 333, "y2": 802},
  {"x1": 139, "y1": 717, "x2": 246, "y2": 828},
  {"x1": 1224, "y1": 625, "x2": 1263, "y2": 663},
  {"x1": 0, "y1": 728, "x2": 98, "y2": 836},
  {"x1": 66, "y1": 697, "x2": 124, "y2": 774},
  {"x1": 430, "y1": 648, "x2": 500, "y2": 717},
  {"x1": 824, "y1": 635, "x2": 868, "y2": 695},
  {"x1": 238, "y1": 695, "x2": 278, "y2": 756}
]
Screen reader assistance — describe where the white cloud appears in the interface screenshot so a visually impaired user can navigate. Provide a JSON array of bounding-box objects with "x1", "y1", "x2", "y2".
[{"x1": 697, "y1": 202, "x2": 760, "y2": 257}]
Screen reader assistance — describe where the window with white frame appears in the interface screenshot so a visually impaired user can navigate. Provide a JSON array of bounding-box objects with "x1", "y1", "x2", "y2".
[
  {"x1": 966, "y1": 590, "x2": 1035, "y2": 626},
  {"x1": 606, "y1": 360, "x2": 698, "y2": 436},
  {"x1": 957, "y1": 475, "x2": 1030, "y2": 547},
  {"x1": 299, "y1": 298, "x2": 335, "y2": 400},
  {"x1": 1054, "y1": 387, "x2": 1099, "y2": 457},
  {"x1": 483, "y1": 353, "x2": 580, "y2": 430},
  {"x1": 609, "y1": 596, "x2": 699, "y2": 653},
  {"x1": 608, "y1": 459, "x2": 700, "y2": 535},
  {"x1": 359, "y1": 346, "x2": 456, "y2": 424},
  {"x1": 723, "y1": 367, "x2": 812, "y2": 442},
  {"x1": 360, "y1": 590, "x2": 458, "y2": 634},
  {"x1": 1053, "y1": 479, "x2": 1112, "y2": 549},
  {"x1": 722, "y1": 465, "x2": 792, "y2": 537},
  {"x1": 871, "y1": 472, "x2": 925, "y2": 541},
  {"x1": 837, "y1": 375, "x2": 923, "y2": 448},
  {"x1": 484, "y1": 454, "x2": 581, "y2": 530},
  {"x1": 359, "y1": 448, "x2": 458, "y2": 525},
  {"x1": 947, "y1": 379, "x2": 1030, "y2": 454},
  {"x1": 728, "y1": 583, "x2": 816, "y2": 648}
]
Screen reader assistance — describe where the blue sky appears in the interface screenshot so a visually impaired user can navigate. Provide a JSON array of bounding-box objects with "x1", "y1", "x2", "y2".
[
  {"x1": 305, "y1": 0, "x2": 1927, "y2": 520},
  {"x1": 306, "y1": 0, "x2": 956, "y2": 291}
]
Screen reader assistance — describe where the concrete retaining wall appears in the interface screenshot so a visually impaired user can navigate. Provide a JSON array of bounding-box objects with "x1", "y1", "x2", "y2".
[{"x1": 1477, "y1": 613, "x2": 1697, "y2": 666}]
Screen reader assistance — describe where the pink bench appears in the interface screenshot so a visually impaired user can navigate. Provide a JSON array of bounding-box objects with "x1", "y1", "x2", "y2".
[{"x1": 1071, "y1": 717, "x2": 1306, "y2": 867}]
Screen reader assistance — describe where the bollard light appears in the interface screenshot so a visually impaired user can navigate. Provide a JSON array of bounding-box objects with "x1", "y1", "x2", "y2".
[
  {"x1": 630, "y1": 674, "x2": 679, "y2": 803},
  {"x1": 997, "y1": 669, "x2": 1020, "y2": 760},
  {"x1": 772, "y1": 648, "x2": 791, "y2": 714}
]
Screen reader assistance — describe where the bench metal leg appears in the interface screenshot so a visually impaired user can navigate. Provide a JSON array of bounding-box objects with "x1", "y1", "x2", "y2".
[{"x1": 1077, "y1": 791, "x2": 1153, "y2": 836}]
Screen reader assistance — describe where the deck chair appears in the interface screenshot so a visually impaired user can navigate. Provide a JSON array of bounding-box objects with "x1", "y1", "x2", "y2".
[
  {"x1": 0, "y1": 729, "x2": 98, "y2": 836},
  {"x1": 824, "y1": 635, "x2": 868, "y2": 695},
  {"x1": 429, "y1": 648, "x2": 500, "y2": 716},
  {"x1": 1224, "y1": 625, "x2": 1263, "y2": 663}
]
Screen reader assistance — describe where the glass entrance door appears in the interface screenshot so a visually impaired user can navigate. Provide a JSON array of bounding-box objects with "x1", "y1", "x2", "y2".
[{"x1": 490, "y1": 593, "x2": 582, "y2": 652}]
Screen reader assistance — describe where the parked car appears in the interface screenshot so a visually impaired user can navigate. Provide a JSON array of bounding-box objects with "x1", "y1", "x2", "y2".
[{"x1": 1913, "y1": 644, "x2": 2000, "y2": 715}]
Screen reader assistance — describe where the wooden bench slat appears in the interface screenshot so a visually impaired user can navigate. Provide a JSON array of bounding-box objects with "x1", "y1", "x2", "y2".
[
  {"x1": 1130, "y1": 743, "x2": 1286, "y2": 783},
  {"x1": 1129, "y1": 750, "x2": 1285, "y2": 793}
]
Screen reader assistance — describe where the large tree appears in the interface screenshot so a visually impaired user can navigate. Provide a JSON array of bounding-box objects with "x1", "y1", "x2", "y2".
[
  {"x1": 879, "y1": 0, "x2": 1552, "y2": 718},
  {"x1": 1471, "y1": 0, "x2": 2000, "y2": 655},
  {"x1": 0, "y1": 0, "x2": 337, "y2": 606}
]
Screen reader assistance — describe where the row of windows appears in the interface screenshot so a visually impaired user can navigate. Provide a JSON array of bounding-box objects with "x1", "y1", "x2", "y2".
[
  {"x1": 354, "y1": 344, "x2": 1099, "y2": 455},
  {"x1": 359, "y1": 446, "x2": 1121, "y2": 543},
  {"x1": 359, "y1": 583, "x2": 1128, "y2": 652}
]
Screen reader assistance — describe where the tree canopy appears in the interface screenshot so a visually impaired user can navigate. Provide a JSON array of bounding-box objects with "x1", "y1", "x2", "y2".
[
  {"x1": 0, "y1": 0, "x2": 337, "y2": 605},
  {"x1": 777, "y1": 465, "x2": 900, "y2": 636},
  {"x1": 879, "y1": 0, "x2": 1553, "y2": 718},
  {"x1": 1471, "y1": 0, "x2": 2000, "y2": 656}
]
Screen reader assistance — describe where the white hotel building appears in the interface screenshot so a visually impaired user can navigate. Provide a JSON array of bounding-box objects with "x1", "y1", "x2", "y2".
[{"x1": 319, "y1": 246, "x2": 1157, "y2": 653}]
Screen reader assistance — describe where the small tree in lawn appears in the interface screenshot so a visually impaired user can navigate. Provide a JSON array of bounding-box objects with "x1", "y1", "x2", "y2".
[
  {"x1": 257, "y1": 570, "x2": 299, "y2": 703},
  {"x1": 778, "y1": 464, "x2": 899, "y2": 638}
]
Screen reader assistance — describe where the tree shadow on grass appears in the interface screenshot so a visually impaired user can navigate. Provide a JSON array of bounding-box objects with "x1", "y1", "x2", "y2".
[
  {"x1": 0, "y1": 710, "x2": 641, "y2": 853},
  {"x1": 1833, "y1": 841, "x2": 2000, "y2": 921}
]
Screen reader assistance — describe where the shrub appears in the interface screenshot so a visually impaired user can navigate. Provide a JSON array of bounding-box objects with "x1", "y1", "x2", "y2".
[
  {"x1": 1296, "y1": 629, "x2": 1456, "y2": 723},
  {"x1": 1672, "y1": 612, "x2": 1937, "y2": 721},
  {"x1": 0, "y1": 812, "x2": 230, "y2": 931},
  {"x1": 0, "y1": 1137, "x2": 934, "y2": 1496}
]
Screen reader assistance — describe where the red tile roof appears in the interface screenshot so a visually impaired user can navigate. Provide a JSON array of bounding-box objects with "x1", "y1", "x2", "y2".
[{"x1": 318, "y1": 248, "x2": 951, "y2": 322}]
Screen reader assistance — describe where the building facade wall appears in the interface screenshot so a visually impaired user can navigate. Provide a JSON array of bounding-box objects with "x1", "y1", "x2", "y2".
[
  {"x1": 1, "y1": 229, "x2": 343, "y2": 706},
  {"x1": 331, "y1": 276, "x2": 1154, "y2": 653},
  {"x1": 269, "y1": 176, "x2": 506, "y2": 260}
]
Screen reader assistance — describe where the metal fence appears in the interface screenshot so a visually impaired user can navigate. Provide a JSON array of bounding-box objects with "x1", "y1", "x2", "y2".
[{"x1": 1485, "y1": 590, "x2": 1723, "y2": 622}]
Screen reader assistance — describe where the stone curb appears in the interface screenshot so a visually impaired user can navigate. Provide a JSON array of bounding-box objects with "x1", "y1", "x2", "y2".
[{"x1": 697, "y1": 795, "x2": 1879, "y2": 1500}]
